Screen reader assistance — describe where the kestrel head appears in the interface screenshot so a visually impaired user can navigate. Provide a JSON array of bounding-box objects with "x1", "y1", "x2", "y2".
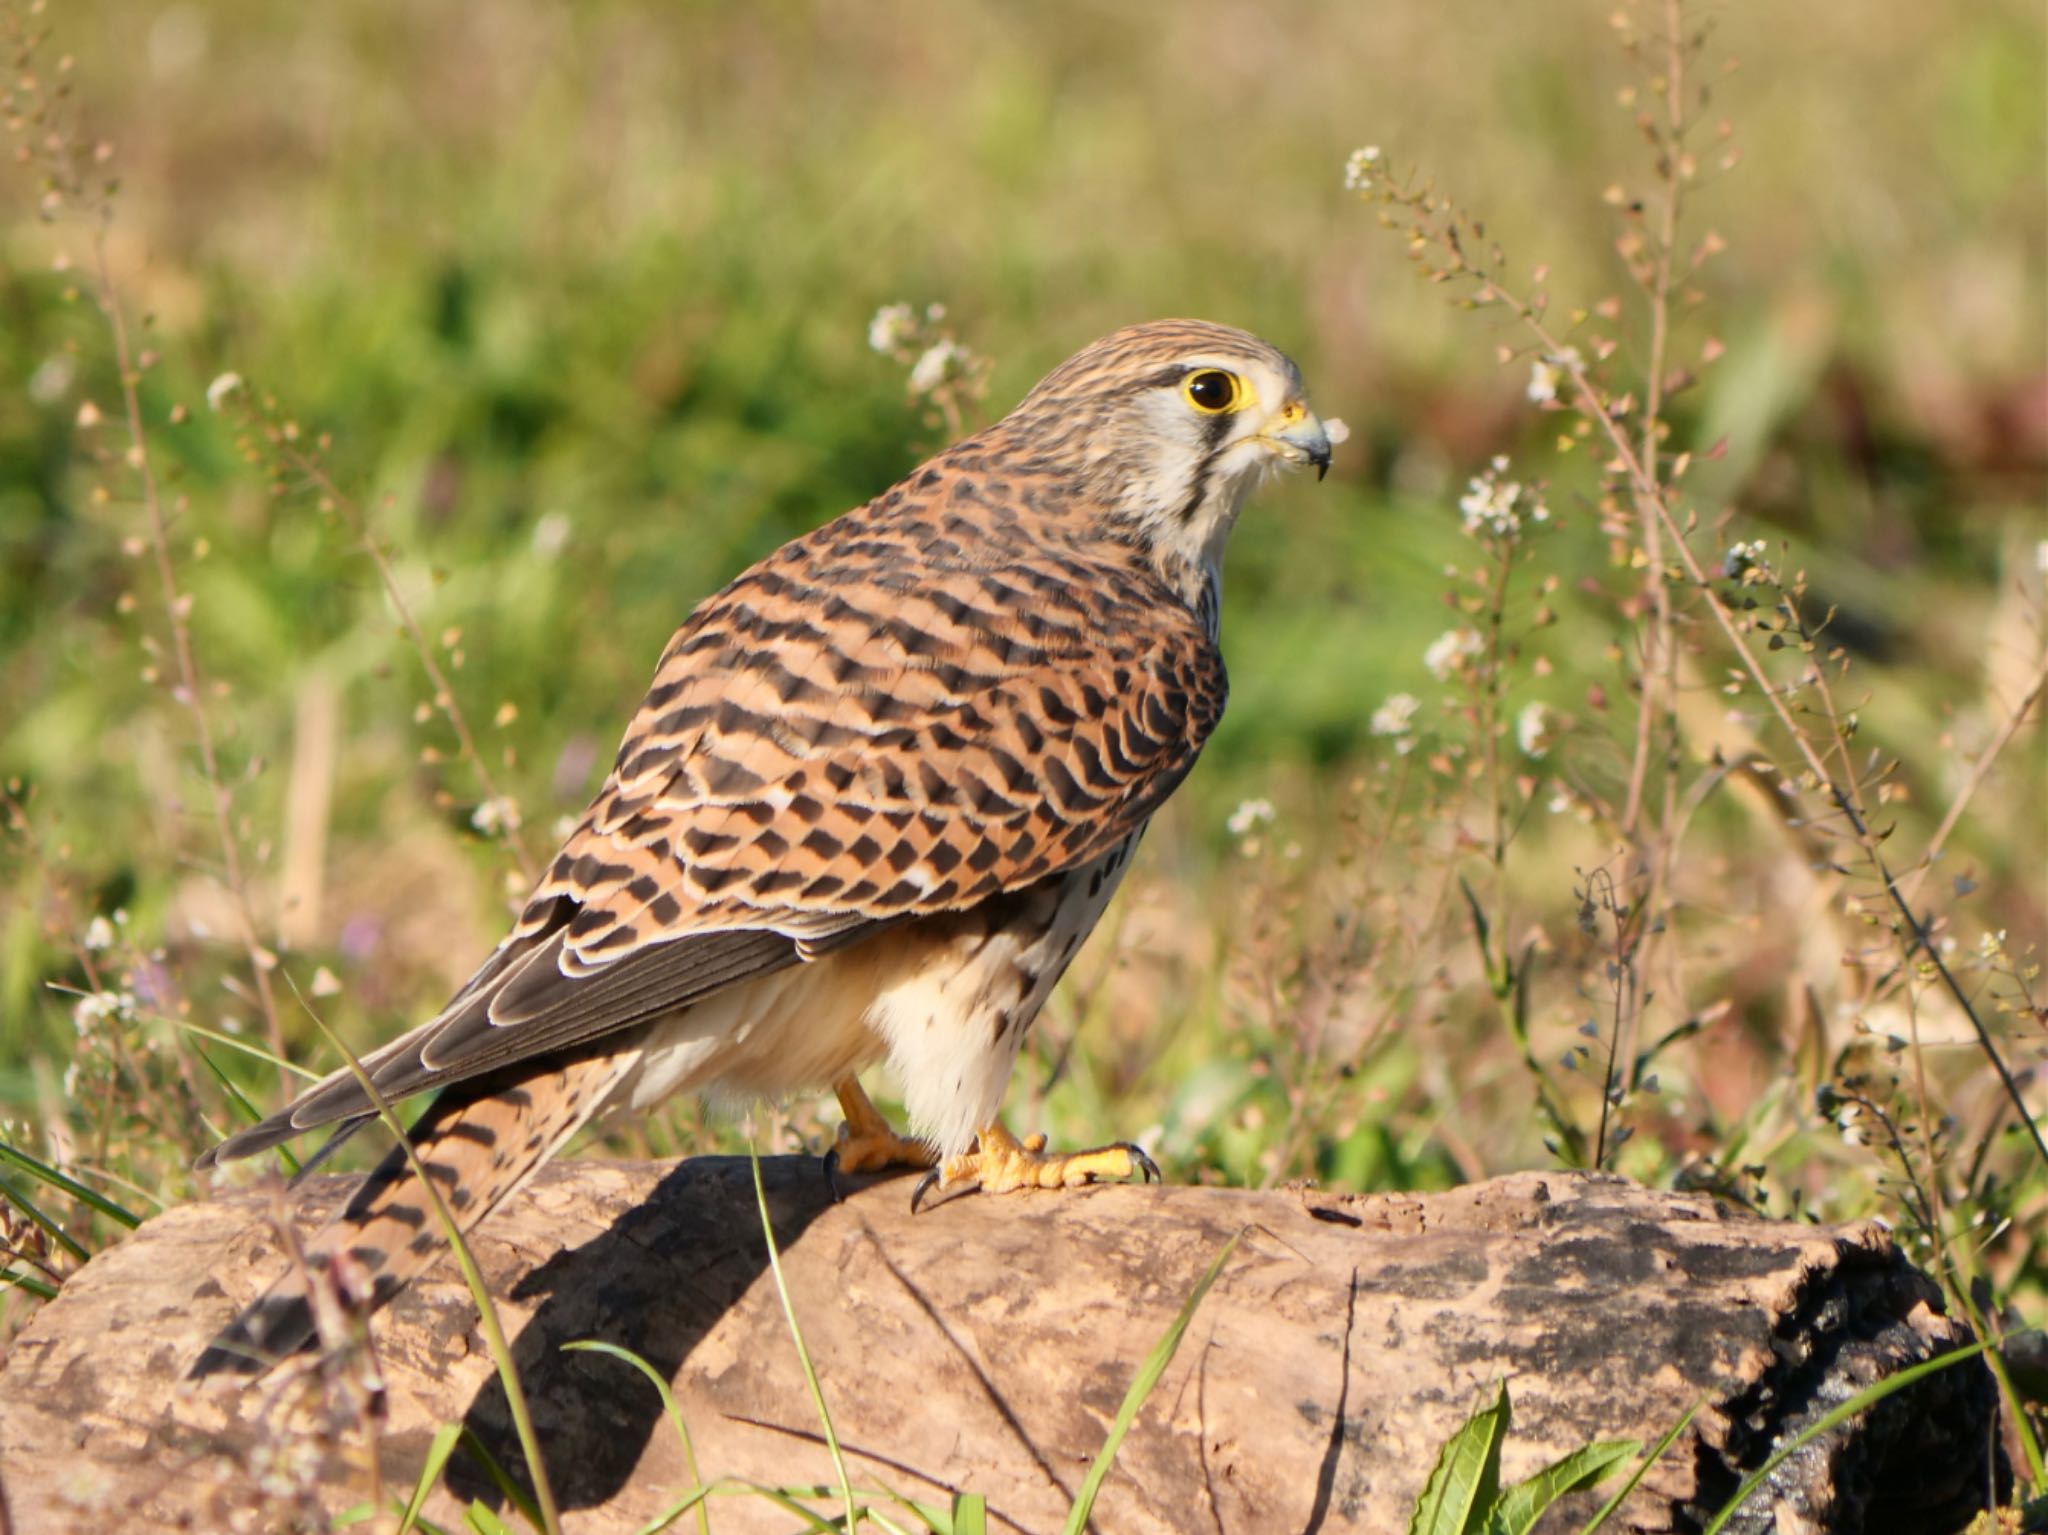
[{"x1": 991, "y1": 319, "x2": 1331, "y2": 589}]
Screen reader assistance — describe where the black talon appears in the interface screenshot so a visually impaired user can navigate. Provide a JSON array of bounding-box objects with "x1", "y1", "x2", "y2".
[
  {"x1": 822, "y1": 1147, "x2": 846, "y2": 1203},
  {"x1": 1130, "y1": 1145, "x2": 1161, "y2": 1184},
  {"x1": 909, "y1": 1169, "x2": 942, "y2": 1214}
]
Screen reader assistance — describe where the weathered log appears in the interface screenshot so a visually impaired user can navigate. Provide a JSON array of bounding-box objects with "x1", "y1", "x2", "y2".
[{"x1": 0, "y1": 1161, "x2": 1998, "y2": 1534}]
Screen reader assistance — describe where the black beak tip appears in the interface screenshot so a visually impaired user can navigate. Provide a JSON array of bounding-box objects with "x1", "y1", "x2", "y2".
[{"x1": 1313, "y1": 451, "x2": 1332, "y2": 482}]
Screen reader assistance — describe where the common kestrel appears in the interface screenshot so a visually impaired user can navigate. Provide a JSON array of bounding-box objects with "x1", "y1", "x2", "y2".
[{"x1": 191, "y1": 318, "x2": 1331, "y2": 1376}]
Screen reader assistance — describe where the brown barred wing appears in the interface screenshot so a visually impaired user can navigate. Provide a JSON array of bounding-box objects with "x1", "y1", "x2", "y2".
[
  {"x1": 530, "y1": 552, "x2": 1227, "y2": 971},
  {"x1": 203, "y1": 551, "x2": 1224, "y2": 1158}
]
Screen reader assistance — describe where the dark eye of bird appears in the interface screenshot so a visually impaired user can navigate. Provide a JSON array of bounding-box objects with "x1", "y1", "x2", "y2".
[{"x1": 1183, "y1": 369, "x2": 1240, "y2": 413}]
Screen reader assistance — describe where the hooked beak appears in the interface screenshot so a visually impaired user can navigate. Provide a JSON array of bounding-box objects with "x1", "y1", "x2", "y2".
[{"x1": 1259, "y1": 400, "x2": 1334, "y2": 480}]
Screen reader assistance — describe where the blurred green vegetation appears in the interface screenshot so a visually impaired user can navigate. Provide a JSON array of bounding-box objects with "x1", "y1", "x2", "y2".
[{"x1": 0, "y1": 0, "x2": 2043, "y2": 1312}]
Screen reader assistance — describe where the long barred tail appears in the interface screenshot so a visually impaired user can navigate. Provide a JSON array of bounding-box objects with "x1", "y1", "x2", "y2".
[{"x1": 189, "y1": 1053, "x2": 634, "y2": 1378}]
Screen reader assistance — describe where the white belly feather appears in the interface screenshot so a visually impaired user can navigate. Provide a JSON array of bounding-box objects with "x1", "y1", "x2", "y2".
[{"x1": 601, "y1": 833, "x2": 1141, "y2": 1156}]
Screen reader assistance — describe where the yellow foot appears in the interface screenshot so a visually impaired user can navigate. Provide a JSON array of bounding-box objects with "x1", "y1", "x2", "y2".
[
  {"x1": 912, "y1": 1121, "x2": 1159, "y2": 1211},
  {"x1": 826, "y1": 1077, "x2": 937, "y2": 1176}
]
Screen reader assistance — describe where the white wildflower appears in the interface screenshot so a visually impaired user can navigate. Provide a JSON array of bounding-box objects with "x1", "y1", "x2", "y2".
[
  {"x1": 2035, "y1": 538, "x2": 2046, "y2": 574},
  {"x1": 1516, "y1": 701, "x2": 1552, "y2": 759},
  {"x1": 1525, "y1": 346, "x2": 1581, "y2": 404},
  {"x1": 83, "y1": 915, "x2": 116, "y2": 952},
  {"x1": 204, "y1": 372, "x2": 243, "y2": 412},
  {"x1": 72, "y1": 988, "x2": 136, "y2": 1033},
  {"x1": 470, "y1": 795, "x2": 523, "y2": 836},
  {"x1": 1226, "y1": 798, "x2": 1277, "y2": 837},
  {"x1": 1369, "y1": 692, "x2": 1420, "y2": 753},
  {"x1": 530, "y1": 511, "x2": 571, "y2": 558},
  {"x1": 867, "y1": 303, "x2": 918, "y2": 356},
  {"x1": 1322, "y1": 417, "x2": 1352, "y2": 447},
  {"x1": 1457, "y1": 456, "x2": 1548, "y2": 539},
  {"x1": 1723, "y1": 539, "x2": 1770, "y2": 582},
  {"x1": 907, "y1": 339, "x2": 967, "y2": 396},
  {"x1": 1342, "y1": 145, "x2": 1383, "y2": 190},
  {"x1": 28, "y1": 354, "x2": 75, "y2": 405},
  {"x1": 1423, "y1": 627, "x2": 1484, "y2": 680}
]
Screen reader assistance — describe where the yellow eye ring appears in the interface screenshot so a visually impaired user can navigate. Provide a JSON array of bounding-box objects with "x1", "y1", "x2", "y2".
[{"x1": 1182, "y1": 369, "x2": 1242, "y2": 414}]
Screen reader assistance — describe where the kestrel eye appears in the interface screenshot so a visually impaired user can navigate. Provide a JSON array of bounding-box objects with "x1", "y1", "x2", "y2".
[{"x1": 1182, "y1": 369, "x2": 1241, "y2": 414}]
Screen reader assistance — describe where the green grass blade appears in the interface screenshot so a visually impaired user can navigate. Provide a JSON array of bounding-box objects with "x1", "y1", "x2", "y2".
[
  {"x1": 456, "y1": 1429, "x2": 545, "y2": 1532},
  {"x1": 747, "y1": 1139, "x2": 857, "y2": 1533},
  {"x1": 190, "y1": 1042, "x2": 267, "y2": 1125},
  {"x1": 716, "y1": 1481, "x2": 848, "y2": 1533},
  {"x1": 1, "y1": 1266, "x2": 60, "y2": 1300},
  {"x1": 293, "y1": 996, "x2": 561, "y2": 1535},
  {"x1": 174, "y1": 1018, "x2": 325, "y2": 1079},
  {"x1": 464, "y1": 1500, "x2": 516, "y2": 1535},
  {"x1": 563, "y1": 1339, "x2": 710, "y2": 1535},
  {"x1": 1484, "y1": 1439, "x2": 1637, "y2": 1535},
  {"x1": 1575, "y1": 1399, "x2": 1701, "y2": 1534},
  {"x1": 632, "y1": 1482, "x2": 717, "y2": 1535},
  {"x1": 0, "y1": 1138, "x2": 141, "y2": 1230},
  {"x1": 0, "y1": 1171, "x2": 92, "y2": 1263},
  {"x1": 1407, "y1": 1379, "x2": 1509, "y2": 1535},
  {"x1": 1700, "y1": 1342, "x2": 1989, "y2": 1535},
  {"x1": 190, "y1": 1044, "x2": 303, "y2": 1175},
  {"x1": 762, "y1": 1484, "x2": 978, "y2": 1535},
  {"x1": 398, "y1": 1422, "x2": 466, "y2": 1535},
  {"x1": 1060, "y1": 1226, "x2": 1245, "y2": 1535}
]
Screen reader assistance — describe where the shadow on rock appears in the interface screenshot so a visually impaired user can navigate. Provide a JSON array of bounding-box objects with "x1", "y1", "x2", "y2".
[{"x1": 448, "y1": 1153, "x2": 838, "y2": 1512}]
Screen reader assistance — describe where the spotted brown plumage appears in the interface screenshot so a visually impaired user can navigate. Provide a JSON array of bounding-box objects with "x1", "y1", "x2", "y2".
[{"x1": 190, "y1": 318, "x2": 1331, "y2": 1376}]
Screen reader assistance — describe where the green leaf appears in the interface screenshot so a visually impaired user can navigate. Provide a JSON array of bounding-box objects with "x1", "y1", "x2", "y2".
[
  {"x1": 463, "y1": 1500, "x2": 515, "y2": 1535},
  {"x1": 1575, "y1": 1399, "x2": 1701, "y2": 1533},
  {"x1": 630, "y1": 1482, "x2": 716, "y2": 1535},
  {"x1": 173, "y1": 1018, "x2": 322, "y2": 1076},
  {"x1": 1061, "y1": 1227, "x2": 1245, "y2": 1535},
  {"x1": 0, "y1": 1266, "x2": 60, "y2": 1300},
  {"x1": 0, "y1": 1173, "x2": 90, "y2": 1264},
  {"x1": 190, "y1": 1042, "x2": 264, "y2": 1124},
  {"x1": 1457, "y1": 875, "x2": 1498, "y2": 987},
  {"x1": 455, "y1": 1427, "x2": 546, "y2": 1533},
  {"x1": 721, "y1": 1482, "x2": 848, "y2": 1533},
  {"x1": 1408, "y1": 1380, "x2": 1509, "y2": 1535},
  {"x1": 398, "y1": 1422, "x2": 465, "y2": 1535},
  {"x1": 189, "y1": 1046, "x2": 302, "y2": 1175},
  {"x1": 562, "y1": 1340, "x2": 708, "y2": 1535},
  {"x1": 1483, "y1": 1439, "x2": 1637, "y2": 1535},
  {"x1": 749, "y1": 1141, "x2": 857, "y2": 1533},
  {"x1": 949, "y1": 1491, "x2": 988, "y2": 1535},
  {"x1": 0, "y1": 1138, "x2": 140, "y2": 1232}
]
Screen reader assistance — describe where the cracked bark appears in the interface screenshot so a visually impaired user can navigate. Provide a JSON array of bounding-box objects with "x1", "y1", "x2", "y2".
[{"x1": 0, "y1": 1161, "x2": 2002, "y2": 1534}]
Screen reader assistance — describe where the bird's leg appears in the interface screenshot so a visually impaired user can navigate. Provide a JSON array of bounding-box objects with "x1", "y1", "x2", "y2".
[
  {"x1": 829, "y1": 1077, "x2": 937, "y2": 1173},
  {"x1": 915, "y1": 1120, "x2": 1160, "y2": 1208}
]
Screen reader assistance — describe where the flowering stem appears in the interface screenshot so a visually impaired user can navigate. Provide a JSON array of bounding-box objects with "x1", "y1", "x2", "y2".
[
  {"x1": 269, "y1": 434, "x2": 540, "y2": 888},
  {"x1": 90, "y1": 223, "x2": 291, "y2": 1099}
]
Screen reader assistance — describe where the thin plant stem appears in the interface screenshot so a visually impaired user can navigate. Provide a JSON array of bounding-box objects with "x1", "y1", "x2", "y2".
[
  {"x1": 266, "y1": 432, "x2": 539, "y2": 887},
  {"x1": 88, "y1": 226, "x2": 291, "y2": 1098},
  {"x1": 299, "y1": 998, "x2": 564, "y2": 1535},
  {"x1": 748, "y1": 1141, "x2": 858, "y2": 1534}
]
